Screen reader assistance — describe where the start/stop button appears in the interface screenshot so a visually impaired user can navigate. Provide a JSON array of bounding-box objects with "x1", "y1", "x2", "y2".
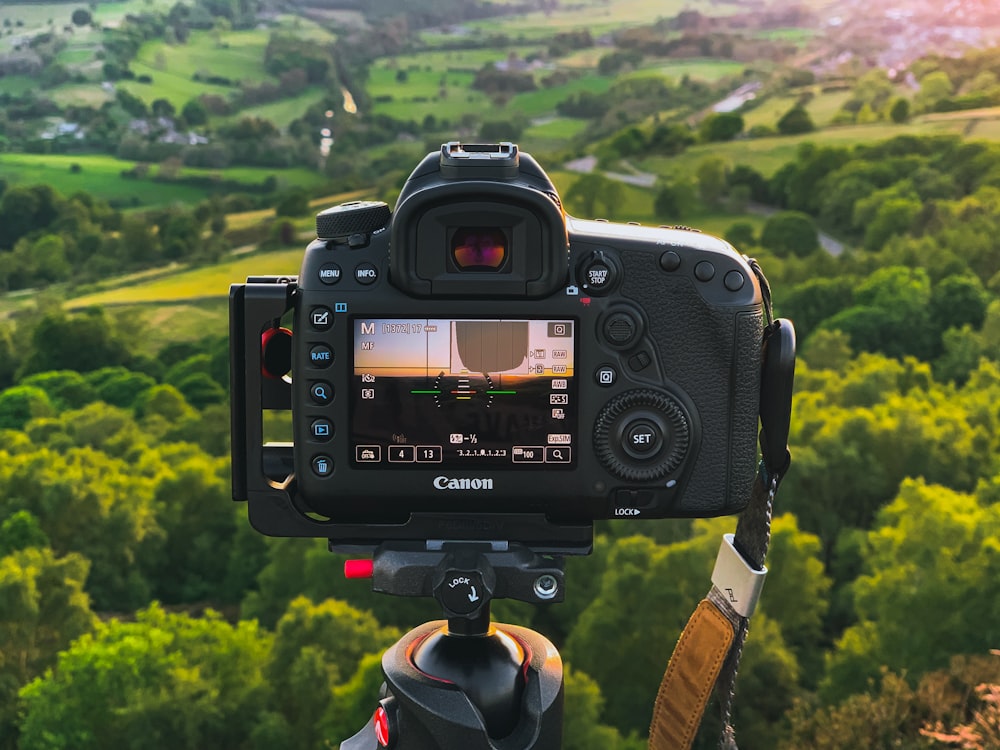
[{"x1": 579, "y1": 250, "x2": 619, "y2": 294}]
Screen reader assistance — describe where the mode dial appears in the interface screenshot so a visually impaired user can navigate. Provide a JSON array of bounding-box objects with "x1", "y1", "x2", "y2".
[
  {"x1": 594, "y1": 389, "x2": 691, "y2": 481},
  {"x1": 315, "y1": 200, "x2": 391, "y2": 240}
]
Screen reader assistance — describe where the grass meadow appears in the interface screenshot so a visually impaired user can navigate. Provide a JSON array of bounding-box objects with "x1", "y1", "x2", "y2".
[
  {"x1": 0, "y1": 0, "x2": 174, "y2": 52},
  {"x1": 67, "y1": 248, "x2": 304, "y2": 309},
  {"x1": 634, "y1": 120, "x2": 976, "y2": 179},
  {"x1": 118, "y1": 30, "x2": 273, "y2": 111},
  {"x1": 0, "y1": 153, "x2": 330, "y2": 207},
  {"x1": 451, "y1": 0, "x2": 747, "y2": 40},
  {"x1": 626, "y1": 59, "x2": 746, "y2": 83}
]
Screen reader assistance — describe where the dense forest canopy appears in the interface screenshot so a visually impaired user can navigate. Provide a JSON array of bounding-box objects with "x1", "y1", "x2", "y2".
[{"x1": 1, "y1": 0, "x2": 1000, "y2": 747}]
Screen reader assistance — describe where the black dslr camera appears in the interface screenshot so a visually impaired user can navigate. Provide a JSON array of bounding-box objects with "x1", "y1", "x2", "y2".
[{"x1": 230, "y1": 142, "x2": 768, "y2": 553}]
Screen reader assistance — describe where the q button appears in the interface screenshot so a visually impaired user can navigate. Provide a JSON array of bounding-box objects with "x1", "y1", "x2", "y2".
[{"x1": 310, "y1": 381, "x2": 334, "y2": 405}]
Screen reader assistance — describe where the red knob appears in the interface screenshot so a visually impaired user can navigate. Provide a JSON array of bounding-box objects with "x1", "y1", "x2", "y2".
[
  {"x1": 344, "y1": 559, "x2": 374, "y2": 579},
  {"x1": 260, "y1": 326, "x2": 292, "y2": 379}
]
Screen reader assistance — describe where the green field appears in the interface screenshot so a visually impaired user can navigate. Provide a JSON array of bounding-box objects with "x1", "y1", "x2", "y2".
[
  {"x1": 369, "y1": 53, "x2": 612, "y2": 122},
  {"x1": 229, "y1": 85, "x2": 330, "y2": 129},
  {"x1": 633, "y1": 114, "x2": 1000, "y2": 181},
  {"x1": 376, "y1": 47, "x2": 546, "y2": 73},
  {"x1": 0, "y1": 153, "x2": 329, "y2": 207},
  {"x1": 0, "y1": 74, "x2": 38, "y2": 96},
  {"x1": 452, "y1": 0, "x2": 747, "y2": 40},
  {"x1": 742, "y1": 88, "x2": 855, "y2": 129},
  {"x1": 523, "y1": 117, "x2": 590, "y2": 139},
  {"x1": 67, "y1": 248, "x2": 304, "y2": 309},
  {"x1": 367, "y1": 67, "x2": 487, "y2": 122},
  {"x1": 118, "y1": 29, "x2": 273, "y2": 111},
  {"x1": 50, "y1": 83, "x2": 114, "y2": 108},
  {"x1": 0, "y1": 0, "x2": 175, "y2": 54},
  {"x1": 509, "y1": 74, "x2": 614, "y2": 118},
  {"x1": 626, "y1": 59, "x2": 746, "y2": 83}
]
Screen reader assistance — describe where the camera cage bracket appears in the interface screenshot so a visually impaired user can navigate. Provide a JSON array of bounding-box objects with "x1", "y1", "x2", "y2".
[{"x1": 229, "y1": 276, "x2": 594, "y2": 555}]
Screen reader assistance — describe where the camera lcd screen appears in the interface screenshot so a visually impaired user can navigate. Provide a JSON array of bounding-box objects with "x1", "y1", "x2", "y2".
[{"x1": 351, "y1": 318, "x2": 577, "y2": 468}]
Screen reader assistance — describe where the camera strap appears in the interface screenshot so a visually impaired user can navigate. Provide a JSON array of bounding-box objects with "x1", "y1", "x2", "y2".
[{"x1": 648, "y1": 311, "x2": 795, "y2": 750}]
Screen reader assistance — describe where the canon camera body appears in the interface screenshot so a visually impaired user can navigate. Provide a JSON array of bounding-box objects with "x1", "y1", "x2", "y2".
[{"x1": 230, "y1": 143, "x2": 766, "y2": 549}]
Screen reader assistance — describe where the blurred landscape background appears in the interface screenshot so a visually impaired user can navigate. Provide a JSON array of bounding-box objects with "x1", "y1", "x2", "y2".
[{"x1": 1, "y1": 0, "x2": 999, "y2": 747}]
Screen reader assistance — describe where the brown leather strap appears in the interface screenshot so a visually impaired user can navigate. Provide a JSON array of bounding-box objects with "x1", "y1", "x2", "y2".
[{"x1": 648, "y1": 599, "x2": 736, "y2": 750}]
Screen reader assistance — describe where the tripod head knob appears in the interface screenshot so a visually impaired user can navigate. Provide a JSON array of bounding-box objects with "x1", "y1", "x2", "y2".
[{"x1": 433, "y1": 550, "x2": 496, "y2": 633}]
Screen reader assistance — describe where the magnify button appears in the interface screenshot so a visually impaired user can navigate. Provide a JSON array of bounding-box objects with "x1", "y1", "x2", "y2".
[
  {"x1": 545, "y1": 447, "x2": 572, "y2": 463},
  {"x1": 310, "y1": 381, "x2": 334, "y2": 405}
]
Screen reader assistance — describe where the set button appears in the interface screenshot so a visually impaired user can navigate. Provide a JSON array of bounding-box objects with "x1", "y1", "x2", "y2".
[{"x1": 623, "y1": 419, "x2": 662, "y2": 458}]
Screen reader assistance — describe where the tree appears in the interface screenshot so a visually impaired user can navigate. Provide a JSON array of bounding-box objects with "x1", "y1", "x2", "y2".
[
  {"x1": 561, "y1": 668, "x2": 645, "y2": 750},
  {"x1": 859, "y1": 194, "x2": 922, "y2": 251},
  {"x1": 479, "y1": 117, "x2": 526, "y2": 142},
  {"x1": 142, "y1": 450, "x2": 236, "y2": 603},
  {"x1": 778, "y1": 277, "x2": 854, "y2": 341},
  {"x1": 724, "y1": 222, "x2": 756, "y2": 248},
  {"x1": 699, "y1": 112, "x2": 744, "y2": 142},
  {"x1": 916, "y1": 71, "x2": 954, "y2": 112},
  {"x1": 653, "y1": 177, "x2": 698, "y2": 219},
  {"x1": 0, "y1": 510, "x2": 49, "y2": 555},
  {"x1": 20, "y1": 308, "x2": 132, "y2": 376},
  {"x1": 71, "y1": 8, "x2": 92, "y2": 25},
  {"x1": 696, "y1": 156, "x2": 728, "y2": 207},
  {"x1": 19, "y1": 371, "x2": 98, "y2": 411},
  {"x1": 821, "y1": 479, "x2": 1000, "y2": 703},
  {"x1": 84, "y1": 367, "x2": 157, "y2": 410},
  {"x1": 760, "y1": 211, "x2": 820, "y2": 257},
  {"x1": 565, "y1": 174, "x2": 624, "y2": 219},
  {"x1": 274, "y1": 189, "x2": 310, "y2": 217},
  {"x1": 18, "y1": 606, "x2": 273, "y2": 750},
  {"x1": 0, "y1": 546, "x2": 96, "y2": 742},
  {"x1": 930, "y1": 274, "x2": 990, "y2": 333},
  {"x1": 0, "y1": 186, "x2": 42, "y2": 250},
  {"x1": 777, "y1": 105, "x2": 815, "y2": 135},
  {"x1": 181, "y1": 98, "x2": 208, "y2": 126},
  {"x1": 0, "y1": 446, "x2": 163, "y2": 610},
  {"x1": 889, "y1": 97, "x2": 910, "y2": 123},
  {"x1": 0, "y1": 386, "x2": 54, "y2": 430},
  {"x1": 151, "y1": 98, "x2": 175, "y2": 118},
  {"x1": 265, "y1": 597, "x2": 399, "y2": 748}
]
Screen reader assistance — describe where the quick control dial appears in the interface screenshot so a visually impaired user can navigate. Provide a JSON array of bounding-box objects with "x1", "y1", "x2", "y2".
[{"x1": 594, "y1": 389, "x2": 690, "y2": 481}]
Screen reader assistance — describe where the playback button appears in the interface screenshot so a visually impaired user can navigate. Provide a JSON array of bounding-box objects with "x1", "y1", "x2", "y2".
[{"x1": 310, "y1": 419, "x2": 333, "y2": 441}]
